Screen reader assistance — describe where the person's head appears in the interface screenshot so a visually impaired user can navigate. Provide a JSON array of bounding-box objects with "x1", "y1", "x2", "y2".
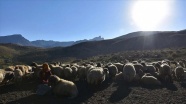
[{"x1": 42, "y1": 63, "x2": 50, "y2": 72}]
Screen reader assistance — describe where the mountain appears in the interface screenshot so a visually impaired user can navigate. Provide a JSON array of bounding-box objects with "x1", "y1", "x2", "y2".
[
  {"x1": 31, "y1": 36, "x2": 104, "y2": 48},
  {"x1": 0, "y1": 34, "x2": 32, "y2": 46},
  {"x1": 16, "y1": 30, "x2": 186, "y2": 63},
  {"x1": 0, "y1": 34, "x2": 104, "y2": 48},
  {"x1": 31, "y1": 40, "x2": 74, "y2": 48}
]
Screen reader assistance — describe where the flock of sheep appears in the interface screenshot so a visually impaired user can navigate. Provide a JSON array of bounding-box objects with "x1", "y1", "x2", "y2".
[{"x1": 0, "y1": 59, "x2": 186, "y2": 99}]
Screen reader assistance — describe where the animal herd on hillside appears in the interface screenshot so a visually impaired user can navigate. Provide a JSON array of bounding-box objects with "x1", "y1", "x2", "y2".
[{"x1": 0, "y1": 59, "x2": 186, "y2": 99}]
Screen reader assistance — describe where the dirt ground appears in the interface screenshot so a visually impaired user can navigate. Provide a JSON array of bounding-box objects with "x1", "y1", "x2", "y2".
[{"x1": 1, "y1": 78, "x2": 186, "y2": 104}]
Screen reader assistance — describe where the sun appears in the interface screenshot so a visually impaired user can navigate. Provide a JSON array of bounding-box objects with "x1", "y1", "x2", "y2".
[{"x1": 131, "y1": 0, "x2": 171, "y2": 31}]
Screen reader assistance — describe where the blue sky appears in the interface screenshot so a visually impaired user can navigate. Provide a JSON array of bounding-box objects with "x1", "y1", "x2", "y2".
[{"x1": 0, "y1": 0, "x2": 186, "y2": 41}]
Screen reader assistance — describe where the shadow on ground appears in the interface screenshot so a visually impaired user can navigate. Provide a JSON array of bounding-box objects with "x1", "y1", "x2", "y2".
[{"x1": 109, "y1": 80, "x2": 132, "y2": 103}]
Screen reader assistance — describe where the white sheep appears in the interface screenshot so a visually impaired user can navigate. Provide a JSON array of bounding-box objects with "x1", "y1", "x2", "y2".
[
  {"x1": 71, "y1": 65, "x2": 78, "y2": 80},
  {"x1": 133, "y1": 64, "x2": 144, "y2": 76},
  {"x1": 50, "y1": 64, "x2": 63, "y2": 78},
  {"x1": 123, "y1": 63, "x2": 136, "y2": 82},
  {"x1": 184, "y1": 71, "x2": 186, "y2": 79},
  {"x1": 1, "y1": 70, "x2": 14, "y2": 85},
  {"x1": 77, "y1": 65, "x2": 93, "y2": 81},
  {"x1": 87, "y1": 67, "x2": 107, "y2": 85},
  {"x1": 106, "y1": 64, "x2": 118, "y2": 78},
  {"x1": 14, "y1": 68, "x2": 23, "y2": 86},
  {"x1": 15, "y1": 65, "x2": 30, "y2": 76},
  {"x1": 77, "y1": 66, "x2": 87, "y2": 80},
  {"x1": 159, "y1": 63, "x2": 173, "y2": 83},
  {"x1": 5, "y1": 66, "x2": 15, "y2": 71},
  {"x1": 113, "y1": 63, "x2": 124, "y2": 72},
  {"x1": 145, "y1": 65, "x2": 156, "y2": 74},
  {"x1": 0, "y1": 71, "x2": 4, "y2": 83},
  {"x1": 48, "y1": 75, "x2": 78, "y2": 99},
  {"x1": 174, "y1": 66, "x2": 184, "y2": 81},
  {"x1": 141, "y1": 74, "x2": 161, "y2": 86},
  {"x1": 62, "y1": 67, "x2": 73, "y2": 81}
]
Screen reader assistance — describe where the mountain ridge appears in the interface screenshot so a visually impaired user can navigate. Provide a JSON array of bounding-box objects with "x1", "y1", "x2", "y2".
[{"x1": 0, "y1": 35, "x2": 104, "y2": 48}]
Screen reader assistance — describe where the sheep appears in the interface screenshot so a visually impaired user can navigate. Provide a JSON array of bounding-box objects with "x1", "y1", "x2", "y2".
[
  {"x1": 62, "y1": 67, "x2": 73, "y2": 81},
  {"x1": 96, "y1": 62, "x2": 102, "y2": 67},
  {"x1": 71, "y1": 65, "x2": 78, "y2": 80},
  {"x1": 1, "y1": 70, "x2": 14, "y2": 85},
  {"x1": 15, "y1": 65, "x2": 30, "y2": 76},
  {"x1": 103, "y1": 68, "x2": 110, "y2": 80},
  {"x1": 133, "y1": 64, "x2": 145, "y2": 81},
  {"x1": 153, "y1": 62, "x2": 161, "y2": 72},
  {"x1": 30, "y1": 62, "x2": 42, "y2": 68},
  {"x1": 87, "y1": 67, "x2": 108, "y2": 85},
  {"x1": 113, "y1": 63, "x2": 124, "y2": 73},
  {"x1": 132, "y1": 61, "x2": 138, "y2": 64},
  {"x1": 0, "y1": 71, "x2": 4, "y2": 83},
  {"x1": 115, "y1": 72, "x2": 124, "y2": 81},
  {"x1": 181, "y1": 59, "x2": 186, "y2": 68},
  {"x1": 14, "y1": 68, "x2": 23, "y2": 86},
  {"x1": 178, "y1": 61, "x2": 185, "y2": 68},
  {"x1": 77, "y1": 66, "x2": 87, "y2": 81},
  {"x1": 140, "y1": 74, "x2": 161, "y2": 86},
  {"x1": 171, "y1": 61, "x2": 178, "y2": 66},
  {"x1": 5, "y1": 66, "x2": 15, "y2": 71},
  {"x1": 123, "y1": 63, "x2": 136, "y2": 82},
  {"x1": 184, "y1": 71, "x2": 186, "y2": 80},
  {"x1": 145, "y1": 65, "x2": 156, "y2": 74},
  {"x1": 32, "y1": 66, "x2": 42, "y2": 79},
  {"x1": 49, "y1": 64, "x2": 63, "y2": 78},
  {"x1": 159, "y1": 63, "x2": 173, "y2": 83},
  {"x1": 30, "y1": 62, "x2": 43, "y2": 78},
  {"x1": 162, "y1": 59, "x2": 170, "y2": 66},
  {"x1": 133, "y1": 64, "x2": 144, "y2": 76},
  {"x1": 48, "y1": 75, "x2": 78, "y2": 99},
  {"x1": 76, "y1": 64, "x2": 94, "y2": 81},
  {"x1": 140, "y1": 62, "x2": 147, "y2": 72},
  {"x1": 174, "y1": 66, "x2": 184, "y2": 81},
  {"x1": 106, "y1": 64, "x2": 118, "y2": 78}
]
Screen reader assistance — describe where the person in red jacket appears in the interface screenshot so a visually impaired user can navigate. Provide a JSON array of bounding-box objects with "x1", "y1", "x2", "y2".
[
  {"x1": 36, "y1": 63, "x2": 52, "y2": 95},
  {"x1": 39, "y1": 63, "x2": 52, "y2": 84}
]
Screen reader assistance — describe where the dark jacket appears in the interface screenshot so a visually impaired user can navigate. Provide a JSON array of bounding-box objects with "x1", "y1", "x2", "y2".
[{"x1": 39, "y1": 70, "x2": 52, "y2": 84}]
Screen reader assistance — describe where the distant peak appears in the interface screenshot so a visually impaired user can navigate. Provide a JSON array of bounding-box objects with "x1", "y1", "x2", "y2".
[
  {"x1": 11, "y1": 34, "x2": 22, "y2": 36},
  {"x1": 89, "y1": 36, "x2": 104, "y2": 41},
  {"x1": 6, "y1": 34, "x2": 24, "y2": 38}
]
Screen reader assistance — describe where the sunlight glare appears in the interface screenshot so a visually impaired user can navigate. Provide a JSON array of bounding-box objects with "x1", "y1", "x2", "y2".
[{"x1": 131, "y1": 0, "x2": 171, "y2": 31}]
